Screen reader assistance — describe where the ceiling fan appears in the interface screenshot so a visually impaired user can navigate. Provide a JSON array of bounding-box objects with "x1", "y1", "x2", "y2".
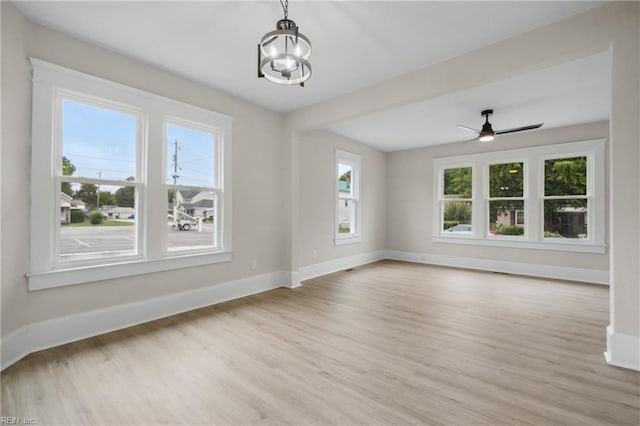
[{"x1": 457, "y1": 109, "x2": 543, "y2": 142}]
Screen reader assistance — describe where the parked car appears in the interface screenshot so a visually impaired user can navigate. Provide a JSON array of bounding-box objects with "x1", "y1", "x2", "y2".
[
  {"x1": 444, "y1": 224, "x2": 472, "y2": 234},
  {"x1": 171, "y1": 211, "x2": 198, "y2": 231}
]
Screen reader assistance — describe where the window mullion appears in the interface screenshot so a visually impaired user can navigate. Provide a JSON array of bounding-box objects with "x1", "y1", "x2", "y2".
[{"x1": 146, "y1": 111, "x2": 163, "y2": 259}]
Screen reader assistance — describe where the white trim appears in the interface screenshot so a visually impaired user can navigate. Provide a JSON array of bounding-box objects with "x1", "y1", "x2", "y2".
[
  {"x1": 433, "y1": 139, "x2": 606, "y2": 252},
  {"x1": 384, "y1": 250, "x2": 608, "y2": 285},
  {"x1": 334, "y1": 235, "x2": 362, "y2": 245},
  {"x1": 2, "y1": 270, "x2": 289, "y2": 371},
  {"x1": 432, "y1": 236, "x2": 606, "y2": 254},
  {"x1": 604, "y1": 325, "x2": 640, "y2": 371},
  {"x1": 27, "y1": 251, "x2": 234, "y2": 291},
  {"x1": 335, "y1": 149, "x2": 362, "y2": 243},
  {"x1": 29, "y1": 58, "x2": 234, "y2": 285},
  {"x1": 299, "y1": 251, "x2": 386, "y2": 282}
]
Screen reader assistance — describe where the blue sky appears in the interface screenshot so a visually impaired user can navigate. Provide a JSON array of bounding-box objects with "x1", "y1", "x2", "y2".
[{"x1": 62, "y1": 100, "x2": 215, "y2": 189}]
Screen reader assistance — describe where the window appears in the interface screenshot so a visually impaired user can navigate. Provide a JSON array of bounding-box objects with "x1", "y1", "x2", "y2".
[
  {"x1": 543, "y1": 156, "x2": 588, "y2": 239},
  {"x1": 59, "y1": 98, "x2": 141, "y2": 261},
  {"x1": 166, "y1": 122, "x2": 219, "y2": 251},
  {"x1": 335, "y1": 150, "x2": 361, "y2": 245},
  {"x1": 441, "y1": 166, "x2": 472, "y2": 235},
  {"x1": 29, "y1": 59, "x2": 233, "y2": 290},
  {"x1": 433, "y1": 139, "x2": 605, "y2": 253},
  {"x1": 488, "y1": 162, "x2": 525, "y2": 237}
]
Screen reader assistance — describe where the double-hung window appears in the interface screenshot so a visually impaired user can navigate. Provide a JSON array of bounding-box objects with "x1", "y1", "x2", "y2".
[
  {"x1": 335, "y1": 150, "x2": 361, "y2": 245},
  {"x1": 29, "y1": 59, "x2": 233, "y2": 290},
  {"x1": 433, "y1": 139, "x2": 605, "y2": 253},
  {"x1": 487, "y1": 162, "x2": 525, "y2": 238}
]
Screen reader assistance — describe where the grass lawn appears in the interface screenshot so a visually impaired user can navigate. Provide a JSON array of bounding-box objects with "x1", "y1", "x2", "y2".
[{"x1": 65, "y1": 220, "x2": 135, "y2": 227}]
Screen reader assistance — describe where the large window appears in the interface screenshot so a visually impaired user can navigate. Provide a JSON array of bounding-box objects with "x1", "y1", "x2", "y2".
[
  {"x1": 335, "y1": 150, "x2": 361, "y2": 245},
  {"x1": 440, "y1": 166, "x2": 472, "y2": 235},
  {"x1": 488, "y1": 162, "x2": 525, "y2": 238},
  {"x1": 433, "y1": 139, "x2": 605, "y2": 253},
  {"x1": 29, "y1": 59, "x2": 232, "y2": 290}
]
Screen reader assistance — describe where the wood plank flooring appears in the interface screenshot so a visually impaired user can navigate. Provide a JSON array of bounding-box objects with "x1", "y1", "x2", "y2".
[{"x1": 2, "y1": 260, "x2": 639, "y2": 425}]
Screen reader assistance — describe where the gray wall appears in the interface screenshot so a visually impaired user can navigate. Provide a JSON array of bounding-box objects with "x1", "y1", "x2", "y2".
[
  {"x1": 386, "y1": 121, "x2": 609, "y2": 271},
  {"x1": 1, "y1": 2, "x2": 287, "y2": 336},
  {"x1": 298, "y1": 130, "x2": 387, "y2": 268}
]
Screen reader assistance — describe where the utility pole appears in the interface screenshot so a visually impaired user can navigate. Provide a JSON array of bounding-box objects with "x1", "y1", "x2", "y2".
[
  {"x1": 97, "y1": 170, "x2": 101, "y2": 209},
  {"x1": 172, "y1": 140, "x2": 179, "y2": 221}
]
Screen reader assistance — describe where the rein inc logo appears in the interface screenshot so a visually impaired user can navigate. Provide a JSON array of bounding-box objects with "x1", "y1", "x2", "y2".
[{"x1": 1, "y1": 418, "x2": 36, "y2": 425}]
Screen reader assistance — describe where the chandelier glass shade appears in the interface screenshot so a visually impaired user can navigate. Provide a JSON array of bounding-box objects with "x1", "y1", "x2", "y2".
[{"x1": 258, "y1": 4, "x2": 311, "y2": 86}]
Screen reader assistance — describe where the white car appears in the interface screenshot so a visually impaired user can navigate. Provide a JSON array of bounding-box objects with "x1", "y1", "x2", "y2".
[{"x1": 444, "y1": 224, "x2": 472, "y2": 234}]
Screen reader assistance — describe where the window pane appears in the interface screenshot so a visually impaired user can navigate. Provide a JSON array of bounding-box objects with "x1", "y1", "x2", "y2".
[
  {"x1": 168, "y1": 189, "x2": 216, "y2": 250},
  {"x1": 545, "y1": 156, "x2": 587, "y2": 196},
  {"x1": 489, "y1": 200, "x2": 525, "y2": 236},
  {"x1": 62, "y1": 100, "x2": 137, "y2": 180},
  {"x1": 167, "y1": 123, "x2": 216, "y2": 187},
  {"x1": 489, "y1": 162, "x2": 523, "y2": 198},
  {"x1": 338, "y1": 163, "x2": 353, "y2": 198},
  {"x1": 544, "y1": 199, "x2": 588, "y2": 239},
  {"x1": 443, "y1": 167, "x2": 471, "y2": 198},
  {"x1": 60, "y1": 183, "x2": 136, "y2": 259},
  {"x1": 338, "y1": 198, "x2": 356, "y2": 234},
  {"x1": 443, "y1": 200, "x2": 472, "y2": 232}
]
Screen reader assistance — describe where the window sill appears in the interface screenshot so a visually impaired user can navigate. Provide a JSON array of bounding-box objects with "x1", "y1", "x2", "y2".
[
  {"x1": 27, "y1": 250, "x2": 234, "y2": 291},
  {"x1": 335, "y1": 235, "x2": 362, "y2": 246},
  {"x1": 432, "y1": 236, "x2": 606, "y2": 254}
]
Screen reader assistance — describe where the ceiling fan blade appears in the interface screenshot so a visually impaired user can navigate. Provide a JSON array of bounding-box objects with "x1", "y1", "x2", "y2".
[
  {"x1": 495, "y1": 123, "x2": 543, "y2": 135},
  {"x1": 457, "y1": 124, "x2": 480, "y2": 133}
]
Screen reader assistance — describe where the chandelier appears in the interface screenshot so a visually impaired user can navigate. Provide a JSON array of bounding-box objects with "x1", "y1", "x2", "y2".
[{"x1": 258, "y1": 0, "x2": 311, "y2": 86}]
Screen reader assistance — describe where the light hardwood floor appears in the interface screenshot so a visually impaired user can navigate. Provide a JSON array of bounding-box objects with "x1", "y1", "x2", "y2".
[{"x1": 2, "y1": 260, "x2": 639, "y2": 425}]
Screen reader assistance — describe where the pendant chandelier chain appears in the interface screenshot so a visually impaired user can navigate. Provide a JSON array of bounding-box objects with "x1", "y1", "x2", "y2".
[{"x1": 280, "y1": 0, "x2": 289, "y2": 19}]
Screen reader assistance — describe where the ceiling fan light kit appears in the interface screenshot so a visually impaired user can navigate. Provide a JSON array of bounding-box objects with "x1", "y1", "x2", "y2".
[
  {"x1": 258, "y1": 0, "x2": 311, "y2": 87},
  {"x1": 458, "y1": 108, "x2": 543, "y2": 142}
]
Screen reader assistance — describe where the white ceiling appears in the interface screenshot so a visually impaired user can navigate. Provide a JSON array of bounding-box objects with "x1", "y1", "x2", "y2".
[
  {"x1": 15, "y1": 1, "x2": 605, "y2": 115},
  {"x1": 15, "y1": 1, "x2": 609, "y2": 151},
  {"x1": 328, "y1": 52, "x2": 611, "y2": 151}
]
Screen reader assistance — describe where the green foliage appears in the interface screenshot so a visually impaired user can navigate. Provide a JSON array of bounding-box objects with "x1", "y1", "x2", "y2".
[
  {"x1": 75, "y1": 183, "x2": 98, "y2": 209},
  {"x1": 61, "y1": 156, "x2": 76, "y2": 196},
  {"x1": 62, "y1": 156, "x2": 76, "y2": 176},
  {"x1": 444, "y1": 201, "x2": 471, "y2": 223},
  {"x1": 544, "y1": 230, "x2": 564, "y2": 238},
  {"x1": 168, "y1": 188, "x2": 176, "y2": 203},
  {"x1": 339, "y1": 170, "x2": 351, "y2": 183},
  {"x1": 544, "y1": 157, "x2": 586, "y2": 196},
  {"x1": 443, "y1": 221, "x2": 459, "y2": 230},
  {"x1": 115, "y1": 178, "x2": 136, "y2": 207},
  {"x1": 89, "y1": 211, "x2": 103, "y2": 225},
  {"x1": 489, "y1": 163, "x2": 523, "y2": 198},
  {"x1": 444, "y1": 167, "x2": 471, "y2": 198},
  {"x1": 496, "y1": 224, "x2": 524, "y2": 235},
  {"x1": 70, "y1": 209, "x2": 85, "y2": 223},
  {"x1": 98, "y1": 191, "x2": 115, "y2": 206}
]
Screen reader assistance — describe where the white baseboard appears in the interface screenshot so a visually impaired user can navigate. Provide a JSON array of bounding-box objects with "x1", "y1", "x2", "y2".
[
  {"x1": 298, "y1": 251, "x2": 386, "y2": 282},
  {"x1": 384, "y1": 250, "x2": 609, "y2": 285},
  {"x1": 0, "y1": 250, "x2": 612, "y2": 371},
  {"x1": 604, "y1": 325, "x2": 640, "y2": 371},
  {"x1": 1, "y1": 271, "x2": 289, "y2": 371}
]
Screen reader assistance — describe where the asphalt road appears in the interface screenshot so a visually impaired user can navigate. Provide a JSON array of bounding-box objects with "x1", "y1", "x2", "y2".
[{"x1": 60, "y1": 223, "x2": 215, "y2": 256}]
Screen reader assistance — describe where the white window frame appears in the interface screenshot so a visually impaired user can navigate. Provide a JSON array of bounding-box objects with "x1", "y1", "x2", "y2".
[
  {"x1": 433, "y1": 139, "x2": 606, "y2": 253},
  {"x1": 335, "y1": 150, "x2": 362, "y2": 245},
  {"x1": 163, "y1": 117, "x2": 222, "y2": 254},
  {"x1": 438, "y1": 164, "x2": 475, "y2": 239},
  {"x1": 485, "y1": 160, "x2": 527, "y2": 240},
  {"x1": 28, "y1": 59, "x2": 233, "y2": 291}
]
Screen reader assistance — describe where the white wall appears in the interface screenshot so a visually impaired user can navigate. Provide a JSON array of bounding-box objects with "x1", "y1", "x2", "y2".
[
  {"x1": 1, "y1": 2, "x2": 287, "y2": 337},
  {"x1": 386, "y1": 121, "x2": 609, "y2": 272},
  {"x1": 298, "y1": 130, "x2": 386, "y2": 272}
]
